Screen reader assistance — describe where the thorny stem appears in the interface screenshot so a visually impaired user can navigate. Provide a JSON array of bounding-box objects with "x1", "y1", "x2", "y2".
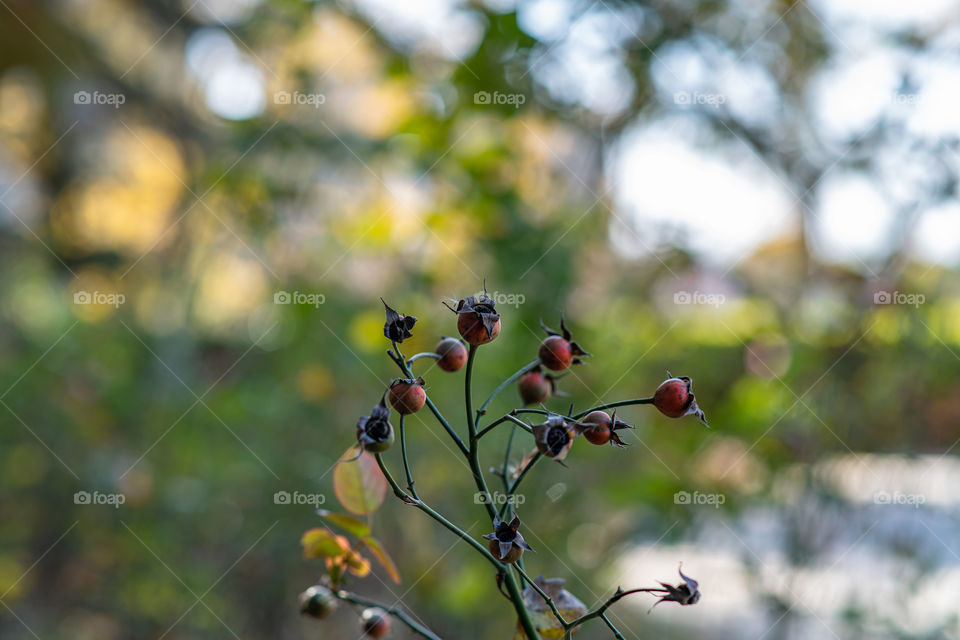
[
  {"x1": 398, "y1": 415, "x2": 419, "y2": 500},
  {"x1": 333, "y1": 589, "x2": 442, "y2": 640},
  {"x1": 374, "y1": 452, "x2": 542, "y2": 640},
  {"x1": 475, "y1": 358, "x2": 542, "y2": 426},
  {"x1": 388, "y1": 345, "x2": 468, "y2": 456}
]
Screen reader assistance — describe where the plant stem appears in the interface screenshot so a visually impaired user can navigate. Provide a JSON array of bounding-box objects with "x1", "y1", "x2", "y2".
[
  {"x1": 389, "y1": 345, "x2": 468, "y2": 456},
  {"x1": 601, "y1": 613, "x2": 626, "y2": 640},
  {"x1": 375, "y1": 452, "x2": 542, "y2": 640},
  {"x1": 374, "y1": 453, "x2": 500, "y2": 565},
  {"x1": 477, "y1": 413, "x2": 533, "y2": 439},
  {"x1": 334, "y1": 589, "x2": 443, "y2": 640},
  {"x1": 515, "y1": 565, "x2": 568, "y2": 628},
  {"x1": 475, "y1": 358, "x2": 542, "y2": 426},
  {"x1": 572, "y1": 397, "x2": 654, "y2": 419},
  {"x1": 499, "y1": 452, "x2": 542, "y2": 519},
  {"x1": 465, "y1": 344, "x2": 497, "y2": 521},
  {"x1": 398, "y1": 415, "x2": 419, "y2": 500},
  {"x1": 407, "y1": 352, "x2": 441, "y2": 365}
]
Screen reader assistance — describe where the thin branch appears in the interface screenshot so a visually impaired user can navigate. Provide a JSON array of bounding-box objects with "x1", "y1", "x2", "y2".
[
  {"x1": 398, "y1": 415, "x2": 419, "y2": 500},
  {"x1": 477, "y1": 413, "x2": 533, "y2": 439},
  {"x1": 407, "y1": 352, "x2": 441, "y2": 365},
  {"x1": 499, "y1": 452, "x2": 542, "y2": 519},
  {"x1": 573, "y1": 397, "x2": 654, "y2": 419},
  {"x1": 465, "y1": 344, "x2": 497, "y2": 521},
  {"x1": 334, "y1": 589, "x2": 443, "y2": 640},
  {"x1": 476, "y1": 358, "x2": 542, "y2": 425},
  {"x1": 388, "y1": 346, "x2": 468, "y2": 456},
  {"x1": 601, "y1": 613, "x2": 626, "y2": 640},
  {"x1": 515, "y1": 565, "x2": 568, "y2": 628}
]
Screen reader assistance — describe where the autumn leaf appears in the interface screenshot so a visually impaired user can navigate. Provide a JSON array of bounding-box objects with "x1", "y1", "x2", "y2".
[
  {"x1": 316, "y1": 510, "x2": 372, "y2": 538},
  {"x1": 333, "y1": 446, "x2": 388, "y2": 515},
  {"x1": 301, "y1": 528, "x2": 350, "y2": 560},
  {"x1": 361, "y1": 536, "x2": 401, "y2": 584}
]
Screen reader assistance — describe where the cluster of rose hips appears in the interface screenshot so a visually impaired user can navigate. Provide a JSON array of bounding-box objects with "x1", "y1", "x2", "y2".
[{"x1": 311, "y1": 288, "x2": 709, "y2": 635}]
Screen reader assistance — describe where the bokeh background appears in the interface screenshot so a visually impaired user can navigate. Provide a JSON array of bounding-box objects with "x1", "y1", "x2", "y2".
[{"x1": 2, "y1": 0, "x2": 959, "y2": 638}]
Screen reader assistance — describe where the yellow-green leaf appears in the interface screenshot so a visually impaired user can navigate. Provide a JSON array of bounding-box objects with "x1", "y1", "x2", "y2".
[
  {"x1": 301, "y1": 528, "x2": 350, "y2": 560},
  {"x1": 361, "y1": 536, "x2": 401, "y2": 584},
  {"x1": 316, "y1": 510, "x2": 372, "y2": 538},
  {"x1": 333, "y1": 447, "x2": 387, "y2": 515}
]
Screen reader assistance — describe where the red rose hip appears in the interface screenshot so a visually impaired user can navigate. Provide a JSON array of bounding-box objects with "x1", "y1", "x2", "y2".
[
  {"x1": 360, "y1": 607, "x2": 391, "y2": 637},
  {"x1": 518, "y1": 368, "x2": 552, "y2": 405},
  {"x1": 388, "y1": 378, "x2": 426, "y2": 415},
  {"x1": 652, "y1": 374, "x2": 710, "y2": 427},
  {"x1": 435, "y1": 337, "x2": 468, "y2": 372}
]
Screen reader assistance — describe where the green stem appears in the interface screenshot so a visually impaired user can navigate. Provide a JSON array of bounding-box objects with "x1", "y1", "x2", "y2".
[
  {"x1": 499, "y1": 452, "x2": 542, "y2": 519},
  {"x1": 390, "y1": 345, "x2": 468, "y2": 456},
  {"x1": 476, "y1": 358, "x2": 542, "y2": 426},
  {"x1": 399, "y1": 415, "x2": 418, "y2": 500},
  {"x1": 573, "y1": 397, "x2": 654, "y2": 419},
  {"x1": 515, "y1": 565, "x2": 568, "y2": 628},
  {"x1": 407, "y1": 352, "x2": 441, "y2": 365},
  {"x1": 374, "y1": 454, "x2": 500, "y2": 566},
  {"x1": 601, "y1": 613, "x2": 626, "y2": 640},
  {"x1": 334, "y1": 589, "x2": 442, "y2": 640},
  {"x1": 478, "y1": 413, "x2": 533, "y2": 439},
  {"x1": 465, "y1": 344, "x2": 497, "y2": 521},
  {"x1": 375, "y1": 453, "x2": 541, "y2": 640}
]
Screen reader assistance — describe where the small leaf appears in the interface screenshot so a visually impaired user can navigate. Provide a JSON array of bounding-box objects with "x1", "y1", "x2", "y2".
[
  {"x1": 316, "y1": 510, "x2": 372, "y2": 538},
  {"x1": 334, "y1": 446, "x2": 387, "y2": 515},
  {"x1": 361, "y1": 536, "x2": 401, "y2": 584},
  {"x1": 345, "y1": 550, "x2": 371, "y2": 578},
  {"x1": 301, "y1": 528, "x2": 350, "y2": 560}
]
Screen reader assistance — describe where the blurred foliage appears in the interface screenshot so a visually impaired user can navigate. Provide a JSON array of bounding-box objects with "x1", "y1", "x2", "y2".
[{"x1": 1, "y1": 0, "x2": 959, "y2": 639}]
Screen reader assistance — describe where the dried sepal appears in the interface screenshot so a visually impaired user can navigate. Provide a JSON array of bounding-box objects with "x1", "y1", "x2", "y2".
[
  {"x1": 356, "y1": 394, "x2": 394, "y2": 453},
  {"x1": 482, "y1": 516, "x2": 534, "y2": 563},
  {"x1": 381, "y1": 298, "x2": 417, "y2": 343},
  {"x1": 635, "y1": 563, "x2": 701, "y2": 613},
  {"x1": 531, "y1": 413, "x2": 589, "y2": 463}
]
